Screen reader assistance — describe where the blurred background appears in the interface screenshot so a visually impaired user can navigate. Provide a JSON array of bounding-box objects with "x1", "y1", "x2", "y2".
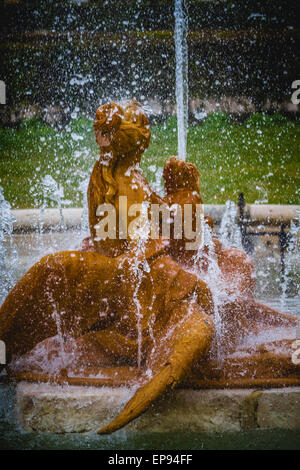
[
  {"x1": 1, "y1": 0, "x2": 299, "y2": 122},
  {"x1": 0, "y1": 0, "x2": 299, "y2": 208}
]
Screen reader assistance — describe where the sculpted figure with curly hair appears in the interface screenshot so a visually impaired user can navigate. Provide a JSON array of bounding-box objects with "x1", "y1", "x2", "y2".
[{"x1": 0, "y1": 100, "x2": 298, "y2": 435}]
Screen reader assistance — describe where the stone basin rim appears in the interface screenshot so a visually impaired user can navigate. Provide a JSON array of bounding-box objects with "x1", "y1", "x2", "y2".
[
  {"x1": 11, "y1": 204, "x2": 300, "y2": 232},
  {"x1": 6, "y1": 371, "x2": 300, "y2": 390},
  {"x1": 11, "y1": 382, "x2": 300, "y2": 434}
]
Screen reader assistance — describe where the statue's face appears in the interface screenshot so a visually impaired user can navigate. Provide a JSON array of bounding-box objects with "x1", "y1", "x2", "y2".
[{"x1": 95, "y1": 130, "x2": 112, "y2": 147}]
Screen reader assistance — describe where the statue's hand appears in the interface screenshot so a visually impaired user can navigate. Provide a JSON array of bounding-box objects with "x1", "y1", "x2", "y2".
[{"x1": 163, "y1": 156, "x2": 200, "y2": 195}]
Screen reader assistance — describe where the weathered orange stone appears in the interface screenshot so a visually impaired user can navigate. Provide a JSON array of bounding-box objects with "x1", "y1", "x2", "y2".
[{"x1": 0, "y1": 100, "x2": 298, "y2": 435}]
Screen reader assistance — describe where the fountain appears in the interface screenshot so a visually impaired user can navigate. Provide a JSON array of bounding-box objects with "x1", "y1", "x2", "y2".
[
  {"x1": 0, "y1": 101, "x2": 299, "y2": 438},
  {"x1": 0, "y1": 1, "x2": 299, "y2": 449}
]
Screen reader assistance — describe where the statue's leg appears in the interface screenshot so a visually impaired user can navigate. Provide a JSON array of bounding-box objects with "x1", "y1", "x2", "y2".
[
  {"x1": 65, "y1": 329, "x2": 142, "y2": 368},
  {"x1": 10, "y1": 328, "x2": 144, "y2": 384},
  {"x1": 221, "y1": 297, "x2": 297, "y2": 330},
  {"x1": 216, "y1": 297, "x2": 298, "y2": 356},
  {"x1": 217, "y1": 247, "x2": 256, "y2": 297},
  {"x1": 242, "y1": 299, "x2": 298, "y2": 327},
  {"x1": 97, "y1": 303, "x2": 213, "y2": 434},
  {"x1": 0, "y1": 251, "x2": 119, "y2": 361}
]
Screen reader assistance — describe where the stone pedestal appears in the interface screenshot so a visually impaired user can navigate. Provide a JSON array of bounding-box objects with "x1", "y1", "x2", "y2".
[{"x1": 15, "y1": 382, "x2": 300, "y2": 434}]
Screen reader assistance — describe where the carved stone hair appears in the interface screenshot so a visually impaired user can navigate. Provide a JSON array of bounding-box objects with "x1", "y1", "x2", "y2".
[{"x1": 94, "y1": 100, "x2": 151, "y2": 203}]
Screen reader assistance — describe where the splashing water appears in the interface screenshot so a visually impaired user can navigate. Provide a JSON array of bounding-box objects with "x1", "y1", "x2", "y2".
[
  {"x1": 219, "y1": 200, "x2": 242, "y2": 249},
  {"x1": 122, "y1": 202, "x2": 152, "y2": 369},
  {"x1": 149, "y1": 165, "x2": 164, "y2": 197},
  {"x1": 193, "y1": 222, "x2": 227, "y2": 363},
  {"x1": 280, "y1": 208, "x2": 300, "y2": 308},
  {"x1": 40, "y1": 175, "x2": 65, "y2": 232},
  {"x1": 0, "y1": 186, "x2": 18, "y2": 304},
  {"x1": 175, "y1": 0, "x2": 188, "y2": 160},
  {"x1": 78, "y1": 177, "x2": 89, "y2": 233}
]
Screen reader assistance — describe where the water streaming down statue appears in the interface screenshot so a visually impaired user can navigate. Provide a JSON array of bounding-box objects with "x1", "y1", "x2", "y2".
[{"x1": 0, "y1": 101, "x2": 299, "y2": 435}]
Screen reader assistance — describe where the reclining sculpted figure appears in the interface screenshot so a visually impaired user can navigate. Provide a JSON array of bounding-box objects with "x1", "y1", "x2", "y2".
[{"x1": 0, "y1": 100, "x2": 298, "y2": 435}]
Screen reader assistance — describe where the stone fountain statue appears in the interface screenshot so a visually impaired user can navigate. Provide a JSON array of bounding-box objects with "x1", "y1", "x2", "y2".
[{"x1": 0, "y1": 100, "x2": 299, "y2": 435}]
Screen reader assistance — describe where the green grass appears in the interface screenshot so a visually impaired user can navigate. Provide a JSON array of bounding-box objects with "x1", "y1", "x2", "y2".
[{"x1": 0, "y1": 112, "x2": 299, "y2": 208}]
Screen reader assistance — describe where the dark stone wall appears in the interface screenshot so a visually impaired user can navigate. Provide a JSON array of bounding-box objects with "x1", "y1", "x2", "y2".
[
  {"x1": 1, "y1": 1, "x2": 298, "y2": 33},
  {"x1": 0, "y1": 1, "x2": 299, "y2": 123}
]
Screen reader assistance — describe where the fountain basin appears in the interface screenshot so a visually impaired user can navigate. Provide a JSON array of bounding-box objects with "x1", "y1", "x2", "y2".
[
  {"x1": 1, "y1": 203, "x2": 299, "y2": 438},
  {"x1": 11, "y1": 205, "x2": 300, "y2": 232},
  {"x1": 12, "y1": 382, "x2": 300, "y2": 434},
  {"x1": 3, "y1": 225, "x2": 299, "y2": 316}
]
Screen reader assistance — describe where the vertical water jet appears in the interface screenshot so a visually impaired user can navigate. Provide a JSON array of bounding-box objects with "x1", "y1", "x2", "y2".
[{"x1": 174, "y1": 0, "x2": 188, "y2": 160}]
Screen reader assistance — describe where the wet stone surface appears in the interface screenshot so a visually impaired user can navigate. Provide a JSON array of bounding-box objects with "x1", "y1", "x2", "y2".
[{"x1": 12, "y1": 382, "x2": 300, "y2": 434}]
